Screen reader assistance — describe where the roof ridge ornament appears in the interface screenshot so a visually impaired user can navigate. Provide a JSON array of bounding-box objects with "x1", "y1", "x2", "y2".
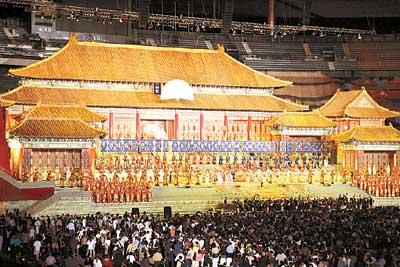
[
  {"x1": 216, "y1": 43, "x2": 225, "y2": 53},
  {"x1": 69, "y1": 33, "x2": 79, "y2": 44}
]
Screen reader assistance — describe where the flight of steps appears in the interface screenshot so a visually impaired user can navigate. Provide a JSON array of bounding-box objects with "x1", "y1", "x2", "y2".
[
  {"x1": 239, "y1": 183, "x2": 290, "y2": 199},
  {"x1": 0, "y1": 200, "x2": 38, "y2": 214},
  {"x1": 24, "y1": 183, "x2": 400, "y2": 217},
  {"x1": 29, "y1": 186, "x2": 227, "y2": 217},
  {"x1": 25, "y1": 187, "x2": 92, "y2": 217},
  {"x1": 303, "y1": 183, "x2": 369, "y2": 198},
  {"x1": 37, "y1": 198, "x2": 221, "y2": 217}
]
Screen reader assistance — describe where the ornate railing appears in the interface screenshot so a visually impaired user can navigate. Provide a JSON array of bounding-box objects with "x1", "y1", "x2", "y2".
[{"x1": 100, "y1": 139, "x2": 331, "y2": 153}]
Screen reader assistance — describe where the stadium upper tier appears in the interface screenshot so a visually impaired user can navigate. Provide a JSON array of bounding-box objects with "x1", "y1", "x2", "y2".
[{"x1": 1, "y1": 27, "x2": 400, "y2": 73}]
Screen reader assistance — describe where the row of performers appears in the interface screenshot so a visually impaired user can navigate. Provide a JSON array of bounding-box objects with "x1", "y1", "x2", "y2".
[
  {"x1": 118, "y1": 166, "x2": 337, "y2": 185},
  {"x1": 56, "y1": 171, "x2": 153, "y2": 203},
  {"x1": 89, "y1": 178, "x2": 152, "y2": 203},
  {"x1": 22, "y1": 163, "x2": 345, "y2": 186},
  {"x1": 95, "y1": 152, "x2": 331, "y2": 173},
  {"x1": 351, "y1": 167, "x2": 400, "y2": 197}
]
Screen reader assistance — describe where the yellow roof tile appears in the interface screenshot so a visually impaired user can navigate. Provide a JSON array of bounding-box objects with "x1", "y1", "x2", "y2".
[
  {"x1": 0, "y1": 98, "x2": 15, "y2": 107},
  {"x1": 20, "y1": 103, "x2": 107, "y2": 123},
  {"x1": 265, "y1": 111, "x2": 336, "y2": 128},
  {"x1": 9, "y1": 37, "x2": 291, "y2": 88},
  {"x1": 318, "y1": 88, "x2": 400, "y2": 118},
  {"x1": 333, "y1": 125, "x2": 400, "y2": 143},
  {"x1": 8, "y1": 117, "x2": 107, "y2": 139},
  {"x1": 2, "y1": 86, "x2": 307, "y2": 112},
  {"x1": 266, "y1": 71, "x2": 343, "y2": 84}
]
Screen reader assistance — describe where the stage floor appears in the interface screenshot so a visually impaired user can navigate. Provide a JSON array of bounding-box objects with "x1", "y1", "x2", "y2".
[{"x1": 8, "y1": 182, "x2": 371, "y2": 217}]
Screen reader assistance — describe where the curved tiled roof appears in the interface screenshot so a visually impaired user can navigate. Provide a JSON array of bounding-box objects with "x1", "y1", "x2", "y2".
[
  {"x1": 8, "y1": 118, "x2": 107, "y2": 139},
  {"x1": 0, "y1": 98, "x2": 15, "y2": 107},
  {"x1": 9, "y1": 36, "x2": 291, "y2": 88},
  {"x1": 333, "y1": 125, "x2": 400, "y2": 143},
  {"x1": 1, "y1": 86, "x2": 307, "y2": 112},
  {"x1": 20, "y1": 103, "x2": 107, "y2": 123},
  {"x1": 318, "y1": 88, "x2": 400, "y2": 118},
  {"x1": 265, "y1": 111, "x2": 336, "y2": 128}
]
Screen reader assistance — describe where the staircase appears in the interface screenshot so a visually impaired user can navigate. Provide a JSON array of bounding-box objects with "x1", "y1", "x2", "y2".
[
  {"x1": 138, "y1": 0, "x2": 150, "y2": 29},
  {"x1": 25, "y1": 187, "x2": 91, "y2": 216},
  {"x1": 204, "y1": 40, "x2": 214, "y2": 50},
  {"x1": 146, "y1": 38, "x2": 157, "y2": 46},
  {"x1": 221, "y1": 0, "x2": 234, "y2": 34},
  {"x1": 240, "y1": 183, "x2": 289, "y2": 199},
  {"x1": 27, "y1": 186, "x2": 227, "y2": 217},
  {"x1": 303, "y1": 43, "x2": 312, "y2": 57},
  {"x1": 342, "y1": 43, "x2": 351, "y2": 57},
  {"x1": 328, "y1": 61, "x2": 336, "y2": 70},
  {"x1": 303, "y1": 183, "x2": 368, "y2": 198},
  {"x1": 242, "y1": 42, "x2": 253, "y2": 55},
  {"x1": 18, "y1": 182, "x2": 400, "y2": 217}
]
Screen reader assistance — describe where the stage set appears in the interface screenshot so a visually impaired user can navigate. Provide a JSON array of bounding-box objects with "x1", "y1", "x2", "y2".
[{"x1": 1, "y1": 34, "x2": 400, "y2": 204}]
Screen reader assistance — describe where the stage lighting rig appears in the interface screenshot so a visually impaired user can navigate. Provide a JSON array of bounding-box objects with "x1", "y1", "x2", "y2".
[{"x1": 0, "y1": 0, "x2": 375, "y2": 37}]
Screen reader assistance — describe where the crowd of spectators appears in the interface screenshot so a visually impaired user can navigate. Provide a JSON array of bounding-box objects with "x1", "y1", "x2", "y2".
[{"x1": 0, "y1": 195, "x2": 397, "y2": 267}]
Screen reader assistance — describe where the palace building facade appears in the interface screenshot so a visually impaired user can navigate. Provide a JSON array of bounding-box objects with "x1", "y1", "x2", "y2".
[
  {"x1": 1, "y1": 34, "x2": 400, "y2": 183},
  {"x1": 1, "y1": 35, "x2": 309, "y2": 179}
]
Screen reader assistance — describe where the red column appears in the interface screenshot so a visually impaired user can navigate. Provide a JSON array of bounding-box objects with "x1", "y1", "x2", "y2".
[
  {"x1": 268, "y1": 0, "x2": 275, "y2": 31},
  {"x1": 247, "y1": 115, "x2": 252, "y2": 141},
  {"x1": 88, "y1": 148, "x2": 96, "y2": 174},
  {"x1": 136, "y1": 111, "x2": 140, "y2": 140},
  {"x1": 200, "y1": 112, "x2": 204, "y2": 140},
  {"x1": 109, "y1": 112, "x2": 114, "y2": 139},
  {"x1": 18, "y1": 148, "x2": 23, "y2": 179},
  {"x1": 354, "y1": 150, "x2": 358, "y2": 170},
  {"x1": 342, "y1": 150, "x2": 346, "y2": 168},
  {"x1": 175, "y1": 113, "x2": 179, "y2": 139},
  {"x1": 347, "y1": 120, "x2": 351, "y2": 131},
  {"x1": 224, "y1": 113, "x2": 228, "y2": 139},
  {"x1": 80, "y1": 149, "x2": 85, "y2": 172},
  {"x1": 0, "y1": 106, "x2": 10, "y2": 173}
]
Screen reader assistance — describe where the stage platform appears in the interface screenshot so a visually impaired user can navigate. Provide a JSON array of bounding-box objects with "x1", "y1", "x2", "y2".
[
  {"x1": 2, "y1": 165, "x2": 398, "y2": 217},
  {"x1": 8, "y1": 182, "x2": 378, "y2": 217}
]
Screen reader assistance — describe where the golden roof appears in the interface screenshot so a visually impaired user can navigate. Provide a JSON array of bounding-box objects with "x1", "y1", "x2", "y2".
[
  {"x1": 8, "y1": 118, "x2": 107, "y2": 139},
  {"x1": 19, "y1": 103, "x2": 107, "y2": 123},
  {"x1": 333, "y1": 125, "x2": 400, "y2": 143},
  {"x1": 318, "y1": 88, "x2": 400, "y2": 118},
  {"x1": 9, "y1": 35, "x2": 291, "y2": 88},
  {"x1": 265, "y1": 111, "x2": 336, "y2": 128},
  {"x1": 0, "y1": 98, "x2": 15, "y2": 107},
  {"x1": 1, "y1": 86, "x2": 307, "y2": 112}
]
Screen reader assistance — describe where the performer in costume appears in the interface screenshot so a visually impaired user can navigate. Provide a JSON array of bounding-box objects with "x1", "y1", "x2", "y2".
[
  {"x1": 308, "y1": 169, "x2": 313, "y2": 184},
  {"x1": 60, "y1": 172, "x2": 66, "y2": 188},
  {"x1": 163, "y1": 167, "x2": 169, "y2": 186},
  {"x1": 320, "y1": 169, "x2": 325, "y2": 185},
  {"x1": 68, "y1": 172, "x2": 75, "y2": 188},
  {"x1": 330, "y1": 169, "x2": 335, "y2": 184},
  {"x1": 107, "y1": 189, "x2": 112, "y2": 203}
]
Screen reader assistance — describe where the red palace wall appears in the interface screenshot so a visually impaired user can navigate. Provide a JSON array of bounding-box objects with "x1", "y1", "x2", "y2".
[{"x1": 0, "y1": 175, "x2": 54, "y2": 201}]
